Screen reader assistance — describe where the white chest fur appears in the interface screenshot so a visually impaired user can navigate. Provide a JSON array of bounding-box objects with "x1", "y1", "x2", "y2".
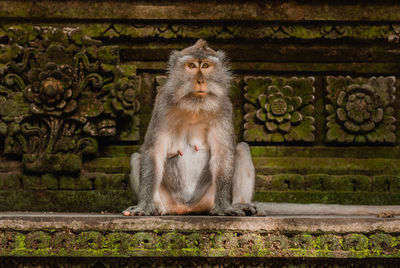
[{"x1": 165, "y1": 120, "x2": 211, "y2": 202}]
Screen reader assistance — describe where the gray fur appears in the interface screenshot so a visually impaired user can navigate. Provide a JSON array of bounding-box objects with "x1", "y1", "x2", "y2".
[{"x1": 123, "y1": 39, "x2": 256, "y2": 216}]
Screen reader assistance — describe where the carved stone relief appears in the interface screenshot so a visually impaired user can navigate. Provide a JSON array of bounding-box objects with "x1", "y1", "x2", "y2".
[
  {"x1": 0, "y1": 26, "x2": 140, "y2": 172},
  {"x1": 325, "y1": 76, "x2": 396, "y2": 144},
  {"x1": 244, "y1": 76, "x2": 315, "y2": 143}
]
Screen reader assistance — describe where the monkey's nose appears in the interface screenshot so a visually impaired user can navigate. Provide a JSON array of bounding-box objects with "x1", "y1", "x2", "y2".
[{"x1": 196, "y1": 78, "x2": 204, "y2": 84}]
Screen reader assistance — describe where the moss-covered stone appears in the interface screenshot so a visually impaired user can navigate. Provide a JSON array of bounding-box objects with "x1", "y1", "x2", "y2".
[
  {"x1": 50, "y1": 231, "x2": 76, "y2": 252},
  {"x1": 102, "y1": 232, "x2": 132, "y2": 253},
  {"x1": 342, "y1": 234, "x2": 369, "y2": 251},
  {"x1": 270, "y1": 174, "x2": 305, "y2": 191},
  {"x1": 59, "y1": 176, "x2": 75, "y2": 190},
  {"x1": 292, "y1": 234, "x2": 315, "y2": 250},
  {"x1": 77, "y1": 231, "x2": 102, "y2": 250},
  {"x1": 304, "y1": 174, "x2": 327, "y2": 191},
  {"x1": 132, "y1": 232, "x2": 158, "y2": 249},
  {"x1": 41, "y1": 174, "x2": 58, "y2": 190},
  {"x1": 20, "y1": 174, "x2": 42, "y2": 190},
  {"x1": 369, "y1": 233, "x2": 396, "y2": 251},
  {"x1": 316, "y1": 234, "x2": 340, "y2": 251},
  {"x1": 265, "y1": 235, "x2": 289, "y2": 250},
  {"x1": 24, "y1": 231, "x2": 51, "y2": 250},
  {"x1": 371, "y1": 175, "x2": 390, "y2": 192}
]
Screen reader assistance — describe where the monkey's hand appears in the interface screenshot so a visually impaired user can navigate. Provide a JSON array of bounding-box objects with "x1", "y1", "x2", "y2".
[{"x1": 122, "y1": 204, "x2": 160, "y2": 216}]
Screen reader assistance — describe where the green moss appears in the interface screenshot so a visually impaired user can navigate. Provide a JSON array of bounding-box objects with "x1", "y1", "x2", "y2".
[
  {"x1": 254, "y1": 191, "x2": 400, "y2": 205},
  {"x1": 0, "y1": 173, "x2": 22, "y2": 189},
  {"x1": 304, "y1": 174, "x2": 327, "y2": 191},
  {"x1": 25, "y1": 231, "x2": 51, "y2": 250},
  {"x1": 269, "y1": 174, "x2": 305, "y2": 191},
  {"x1": 2, "y1": 231, "x2": 400, "y2": 258},
  {"x1": 253, "y1": 157, "x2": 400, "y2": 176},
  {"x1": 132, "y1": 232, "x2": 158, "y2": 250},
  {"x1": 316, "y1": 235, "x2": 340, "y2": 251},
  {"x1": 59, "y1": 176, "x2": 75, "y2": 190},
  {"x1": 324, "y1": 176, "x2": 353, "y2": 191},
  {"x1": 83, "y1": 157, "x2": 130, "y2": 173},
  {"x1": 343, "y1": 234, "x2": 369, "y2": 251},
  {"x1": 77, "y1": 231, "x2": 102, "y2": 250},
  {"x1": 0, "y1": 190, "x2": 135, "y2": 212},
  {"x1": 162, "y1": 232, "x2": 185, "y2": 250},
  {"x1": 292, "y1": 234, "x2": 315, "y2": 250},
  {"x1": 102, "y1": 232, "x2": 132, "y2": 253},
  {"x1": 41, "y1": 174, "x2": 58, "y2": 190}
]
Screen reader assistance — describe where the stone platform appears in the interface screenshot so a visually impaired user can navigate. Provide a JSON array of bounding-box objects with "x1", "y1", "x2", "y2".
[{"x1": 1, "y1": 203, "x2": 399, "y2": 266}]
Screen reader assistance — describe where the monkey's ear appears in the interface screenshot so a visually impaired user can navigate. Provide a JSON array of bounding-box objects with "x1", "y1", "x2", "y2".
[{"x1": 168, "y1": 50, "x2": 183, "y2": 70}]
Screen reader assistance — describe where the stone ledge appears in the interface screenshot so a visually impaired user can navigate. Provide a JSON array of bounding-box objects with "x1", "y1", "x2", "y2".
[
  {"x1": 1, "y1": 204, "x2": 400, "y2": 258},
  {"x1": 1, "y1": 1, "x2": 400, "y2": 21}
]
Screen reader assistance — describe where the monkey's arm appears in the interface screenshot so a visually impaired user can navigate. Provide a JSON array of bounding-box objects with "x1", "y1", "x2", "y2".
[
  {"x1": 125, "y1": 97, "x2": 170, "y2": 216},
  {"x1": 127, "y1": 132, "x2": 169, "y2": 216},
  {"x1": 207, "y1": 117, "x2": 244, "y2": 216}
]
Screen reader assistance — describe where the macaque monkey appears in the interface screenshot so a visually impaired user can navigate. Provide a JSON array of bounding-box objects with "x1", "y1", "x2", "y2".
[{"x1": 123, "y1": 39, "x2": 256, "y2": 216}]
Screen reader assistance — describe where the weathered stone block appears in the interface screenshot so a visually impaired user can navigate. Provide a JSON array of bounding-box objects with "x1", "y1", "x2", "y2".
[
  {"x1": 59, "y1": 176, "x2": 75, "y2": 190},
  {"x1": 21, "y1": 174, "x2": 42, "y2": 190},
  {"x1": 41, "y1": 173, "x2": 58, "y2": 190},
  {"x1": 304, "y1": 174, "x2": 328, "y2": 191},
  {"x1": 371, "y1": 175, "x2": 390, "y2": 192},
  {"x1": 342, "y1": 234, "x2": 369, "y2": 251},
  {"x1": 77, "y1": 231, "x2": 102, "y2": 250},
  {"x1": 25, "y1": 231, "x2": 51, "y2": 250},
  {"x1": 324, "y1": 176, "x2": 354, "y2": 191},
  {"x1": 292, "y1": 234, "x2": 315, "y2": 250},
  {"x1": 0, "y1": 173, "x2": 22, "y2": 189}
]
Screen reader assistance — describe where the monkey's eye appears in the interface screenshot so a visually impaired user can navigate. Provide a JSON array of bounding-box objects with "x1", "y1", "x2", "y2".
[
  {"x1": 188, "y1": 63, "x2": 196, "y2": 69},
  {"x1": 202, "y1": 63, "x2": 209, "y2": 69}
]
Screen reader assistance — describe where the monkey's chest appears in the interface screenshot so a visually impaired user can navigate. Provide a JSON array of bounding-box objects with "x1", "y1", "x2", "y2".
[{"x1": 164, "y1": 129, "x2": 211, "y2": 203}]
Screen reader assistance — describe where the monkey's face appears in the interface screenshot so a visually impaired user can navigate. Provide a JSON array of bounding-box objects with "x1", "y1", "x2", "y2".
[
  {"x1": 184, "y1": 59, "x2": 215, "y2": 98},
  {"x1": 166, "y1": 40, "x2": 232, "y2": 112}
]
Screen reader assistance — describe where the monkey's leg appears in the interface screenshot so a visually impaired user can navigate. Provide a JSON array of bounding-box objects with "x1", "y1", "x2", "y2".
[{"x1": 232, "y1": 142, "x2": 257, "y2": 215}]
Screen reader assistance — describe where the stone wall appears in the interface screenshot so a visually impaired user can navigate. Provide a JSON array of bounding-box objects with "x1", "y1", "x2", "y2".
[{"x1": 0, "y1": 1, "x2": 400, "y2": 211}]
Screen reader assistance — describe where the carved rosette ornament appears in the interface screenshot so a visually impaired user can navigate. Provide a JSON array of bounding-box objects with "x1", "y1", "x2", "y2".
[
  {"x1": 325, "y1": 76, "x2": 396, "y2": 143},
  {"x1": 244, "y1": 76, "x2": 315, "y2": 143},
  {"x1": 0, "y1": 26, "x2": 140, "y2": 172}
]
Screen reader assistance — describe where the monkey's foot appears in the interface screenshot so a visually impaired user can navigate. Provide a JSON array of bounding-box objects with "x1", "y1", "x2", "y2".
[
  {"x1": 233, "y1": 203, "x2": 257, "y2": 216},
  {"x1": 210, "y1": 206, "x2": 247, "y2": 216},
  {"x1": 122, "y1": 205, "x2": 160, "y2": 216}
]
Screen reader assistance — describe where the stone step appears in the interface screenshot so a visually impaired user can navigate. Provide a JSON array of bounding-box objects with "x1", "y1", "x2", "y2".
[{"x1": 1, "y1": 203, "x2": 399, "y2": 261}]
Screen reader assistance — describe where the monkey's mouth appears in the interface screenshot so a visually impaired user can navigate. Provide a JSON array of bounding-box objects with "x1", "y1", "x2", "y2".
[{"x1": 192, "y1": 91, "x2": 207, "y2": 97}]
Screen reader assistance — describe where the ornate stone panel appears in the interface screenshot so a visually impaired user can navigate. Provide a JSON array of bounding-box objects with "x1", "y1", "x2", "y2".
[
  {"x1": 325, "y1": 76, "x2": 396, "y2": 144},
  {"x1": 244, "y1": 76, "x2": 315, "y2": 143},
  {"x1": 0, "y1": 230, "x2": 398, "y2": 258},
  {"x1": 0, "y1": 26, "x2": 140, "y2": 172}
]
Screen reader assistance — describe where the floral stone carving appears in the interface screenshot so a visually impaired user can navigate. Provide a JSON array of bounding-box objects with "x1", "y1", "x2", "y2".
[
  {"x1": 325, "y1": 76, "x2": 396, "y2": 144},
  {"x1": 0, "y1": 26, "x2": 140, "y2": 172},
  {"x1": 244, "y1": 76, "x2": 315, "y2": 143}
]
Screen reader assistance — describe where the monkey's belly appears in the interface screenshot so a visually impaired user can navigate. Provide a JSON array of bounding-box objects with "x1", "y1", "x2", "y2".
[{"x1": 163, "y1": 146, "x2": 211, "y2": 207}]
